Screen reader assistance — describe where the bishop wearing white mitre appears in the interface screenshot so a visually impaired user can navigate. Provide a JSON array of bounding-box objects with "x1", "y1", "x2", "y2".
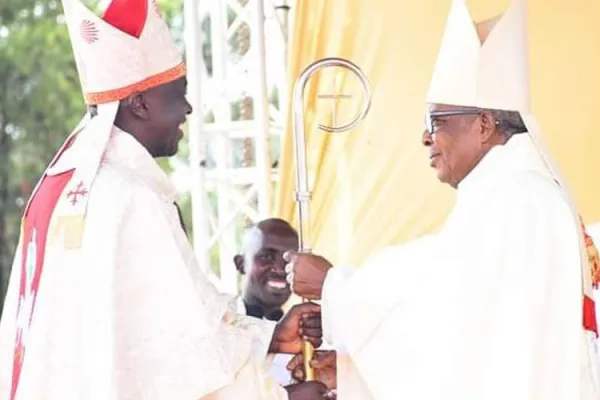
[
  {"x1": 0, "y1": 0, "x2": 328, "y2": 399},
  {"x1": 285, "y1": 0, "x2": 600, "y2": 399}
]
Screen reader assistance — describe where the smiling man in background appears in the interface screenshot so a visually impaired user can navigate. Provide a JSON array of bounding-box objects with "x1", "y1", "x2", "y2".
[
  {"x1": 235, "y1": 218, "x2": 298, "y2": 321},
  {"x1": 234, "y1": 218, "x2": 298, "y2": 385},
  {"x1": 235, "y1": 218, "x2": 338, "y2": 399}
]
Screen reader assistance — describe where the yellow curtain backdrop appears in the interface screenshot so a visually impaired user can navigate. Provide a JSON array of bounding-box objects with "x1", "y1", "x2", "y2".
[{"x1": 275, "y1": 0, "x2": 600, "y2": 267}]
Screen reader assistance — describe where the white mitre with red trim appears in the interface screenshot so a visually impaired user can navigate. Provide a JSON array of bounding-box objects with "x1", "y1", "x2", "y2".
[
  {"x1": 62, "y1": 0, "x2": 185, "y2": 104},
  {"x1": 426, "y1": 0, "x2": 600, "y2": 340}
]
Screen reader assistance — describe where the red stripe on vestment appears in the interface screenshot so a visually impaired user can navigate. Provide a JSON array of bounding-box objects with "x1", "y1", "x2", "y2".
[
  {"x1": 583, "y1": 295, "x2": 598, "y2": 337},
  {"x1": 10, "y1": 170, "x2": 74, "y2": 400}
]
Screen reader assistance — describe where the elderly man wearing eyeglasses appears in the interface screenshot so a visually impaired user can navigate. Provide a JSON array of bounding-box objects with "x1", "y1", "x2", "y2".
[
  {"x1": 281, "y1": 0, "x2": 600, "y2": 399},
  {"x1": 422, "y1": 105, "x2": 527, "y2": 187}
]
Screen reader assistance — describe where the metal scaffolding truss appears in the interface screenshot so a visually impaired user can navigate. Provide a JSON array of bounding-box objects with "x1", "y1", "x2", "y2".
[{"x1": 183, "y1": 0, "x2": 291, "y2": 294}]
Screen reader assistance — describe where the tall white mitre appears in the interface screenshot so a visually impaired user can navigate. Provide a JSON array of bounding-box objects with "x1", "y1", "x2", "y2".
[
  {"x1": 426, "y1": 0, "x2": 529, "y2": 112},
  {"x1": 25, "y1": 0, "x2": 185, "y2": 242}
]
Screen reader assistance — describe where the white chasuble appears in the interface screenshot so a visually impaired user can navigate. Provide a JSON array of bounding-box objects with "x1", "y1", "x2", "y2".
[
  {"x1": 322, "y1": 135, "x2": 599, "y2": 400},
  {"x1": 0, "y1": 128, "x2": 288, "y2": 400}
]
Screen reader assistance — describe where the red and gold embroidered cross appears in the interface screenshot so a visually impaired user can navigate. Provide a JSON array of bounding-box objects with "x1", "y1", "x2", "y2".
[
  {"x1": 579, "y1": 217, "x2": 599, "y2": 337},
  {"x1": 581, "y1": 218, "x2": 600, "y2": 289}
]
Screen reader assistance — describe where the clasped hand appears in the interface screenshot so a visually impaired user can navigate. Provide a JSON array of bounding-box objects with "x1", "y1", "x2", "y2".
[
  {"x1": 271, "y1": 303, "x2": 333, "y2": 399},
  {"x1": 283, "y1": 251, "x2": 333, "y2": 300},
  {"x1": 269, "y1": 302, "x2": 322, "y2": 354},
  {"x1": 287, "y1": 350, "x2": 337, "y2": 390}
]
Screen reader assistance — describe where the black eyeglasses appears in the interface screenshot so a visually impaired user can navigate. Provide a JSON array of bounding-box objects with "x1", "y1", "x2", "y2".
[{"x1": 424, "y1": 108, "x2": 481, "y2": 134}]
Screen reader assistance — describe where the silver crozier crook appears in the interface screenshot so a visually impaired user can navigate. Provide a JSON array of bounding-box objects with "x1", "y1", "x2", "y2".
[{"x1": 291, "y1": 57, "x2": 372, "y2": 380}]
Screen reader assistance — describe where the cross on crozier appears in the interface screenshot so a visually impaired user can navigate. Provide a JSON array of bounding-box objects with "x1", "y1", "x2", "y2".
[
  {"x1": 317, "y1": 93, "x2": 353, "y2": 127},
  {"x1": 67, "y1": 181, "x2": 88, "y2": 205}
]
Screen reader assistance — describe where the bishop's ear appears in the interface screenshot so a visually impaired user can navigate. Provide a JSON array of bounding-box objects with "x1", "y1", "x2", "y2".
[
  {"x1": 233, "y1": 254, "x2": 245, "y2": 275},
  {"x1": 479, "y1": 110, "x2": 498, "y2": 142},
  {"x1": 126, "y1": 92, "x2": 150, "y2": 120}
]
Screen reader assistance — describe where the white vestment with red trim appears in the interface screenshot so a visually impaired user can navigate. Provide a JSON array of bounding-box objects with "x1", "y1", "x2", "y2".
[
  {"x1": 0, "y1": 128, "x2": 288, "y2": 400},
  {"x1": 322, "y1": 135, "x2": 600, "y2": 400}
]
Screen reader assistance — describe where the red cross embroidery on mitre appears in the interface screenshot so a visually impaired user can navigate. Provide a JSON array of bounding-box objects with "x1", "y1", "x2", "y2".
[{"x1": 10, "y1": 170, "x2": 74, "y2": 400}]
